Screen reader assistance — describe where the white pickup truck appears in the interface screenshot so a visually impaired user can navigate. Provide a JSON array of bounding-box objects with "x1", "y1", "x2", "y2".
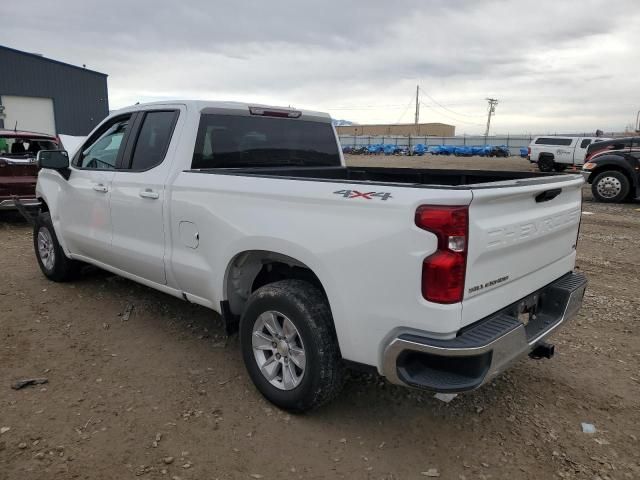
[
  {"x1": 33, "y1": 101, "x2": 587, "y2": 412},
  {"x1": 528, "y1": 136, "x2": 610, "y2": 172}
]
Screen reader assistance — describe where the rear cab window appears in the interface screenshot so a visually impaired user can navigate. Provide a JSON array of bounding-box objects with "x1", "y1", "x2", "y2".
[
  {"x1": 534, "y1": 137, "x2": 574, "y2": 146},
  {"x1": 192, "y1": 113, "x2": 341, "y2": 169}
]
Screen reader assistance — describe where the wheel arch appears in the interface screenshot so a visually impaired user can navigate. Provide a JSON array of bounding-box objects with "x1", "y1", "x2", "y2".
[{"x1": 223, "y1": 249, "x2": 331, "y2": 318}]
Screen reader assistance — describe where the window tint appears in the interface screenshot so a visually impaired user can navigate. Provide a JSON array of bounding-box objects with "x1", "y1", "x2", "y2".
[
  {"x1": 76, "y1": 117, "x2": 130, "y2": 169},
  {"x1": 129, "y1": 111, "x2": 177, "y2": 170},
  {"x1": 535, "y1": 137, "x2": 573, "y2": 146},
  {"x1": 192, "y1": 114, "x2": 341, "y2": 169},
  {"x1": 580, "y1": 139, "x2": 591, "y2": 148}
]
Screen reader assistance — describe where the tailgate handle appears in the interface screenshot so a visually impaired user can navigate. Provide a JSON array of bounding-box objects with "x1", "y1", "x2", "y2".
[{"x1": 535, "y1": 188, "x2": 562, "y2": 203}]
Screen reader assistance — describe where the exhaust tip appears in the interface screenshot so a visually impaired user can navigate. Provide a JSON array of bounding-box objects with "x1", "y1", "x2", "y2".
[{"x1": 529, "y1": 341, "x2": 555, "y2": 360}]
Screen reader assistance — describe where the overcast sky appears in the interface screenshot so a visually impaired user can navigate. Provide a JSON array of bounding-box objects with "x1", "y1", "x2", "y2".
[{"x1": 2, "y1": 0, "x2": 639, "y2": 134}]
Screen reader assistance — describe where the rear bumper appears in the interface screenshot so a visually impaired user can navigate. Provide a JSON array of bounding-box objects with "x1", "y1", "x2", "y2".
[
  {"x1": 0, "y1": 197, "x2": 40, "y2": 211},
  {"x1": 382, "y1": 272, "x2": 587, "y2": 392}
]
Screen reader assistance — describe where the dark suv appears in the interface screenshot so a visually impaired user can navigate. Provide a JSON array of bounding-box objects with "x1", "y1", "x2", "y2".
[
  {"x1": 0, "y1": 130, "x2": 59, "y2": 210},
  {"x1": 582, "y1": 137, "x2": 640, "y2": 203}
]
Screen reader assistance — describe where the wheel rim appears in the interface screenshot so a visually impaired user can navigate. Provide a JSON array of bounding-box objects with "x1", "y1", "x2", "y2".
[
  {"x1": 596, "y1": 176, "x2": 622, "y2": 199},
  {"x1": 37, "y1": 227, "x2": 55, "y2": 271},
  {"x1": 251, "y1": 311, "x2": 306, "y2": 391}
]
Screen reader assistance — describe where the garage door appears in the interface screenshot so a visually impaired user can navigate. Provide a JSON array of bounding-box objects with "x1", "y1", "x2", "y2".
[{"x1": 0, "y1": 95, "x2": 56, "y2": 135}]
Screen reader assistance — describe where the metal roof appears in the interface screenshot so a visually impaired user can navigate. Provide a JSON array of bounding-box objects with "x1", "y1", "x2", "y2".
[{"x1": 0, "y1": 45, "x2": 107, "y2": 77}]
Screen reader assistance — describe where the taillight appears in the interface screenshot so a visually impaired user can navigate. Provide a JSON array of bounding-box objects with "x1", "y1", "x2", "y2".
[
  {"x1": 415, "y1": 206, "x2": 468, "y2": 304},
  {"x1": 527, "y1": 146, "x2": 531, "y2": 155}
]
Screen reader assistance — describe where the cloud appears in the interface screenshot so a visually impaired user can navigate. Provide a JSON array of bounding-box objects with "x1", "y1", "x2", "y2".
[{"x1": 1, "y1": 0, "x2": 638, "y2": 133}]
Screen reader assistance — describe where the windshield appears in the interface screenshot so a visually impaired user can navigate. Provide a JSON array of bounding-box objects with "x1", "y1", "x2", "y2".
[
  {"x1": 192, "y1": 114, "x2": 341, "y2": 169},
  {"x1": 0, "y1": 136, "x2": 58, "y2": 159}
]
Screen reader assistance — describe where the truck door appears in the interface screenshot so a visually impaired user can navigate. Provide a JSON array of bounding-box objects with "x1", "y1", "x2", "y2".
[
  {"x1": 554, "y1": 138, "x2": 576, "y2": 165},
  {"x1": 108, "y1": 108, "x2": 180, "y2": 285},
  {"x1": 59, "y1": 115, "x2": 133, "y2": 263},
  {"x1": 574, "y1": 138, "x2": 592, "y2": 164}
]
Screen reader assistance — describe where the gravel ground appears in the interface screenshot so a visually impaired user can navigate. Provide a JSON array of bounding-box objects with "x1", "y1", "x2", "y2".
[{"x1": 1, "y1": 155, "x2": 639, "y2": 479}]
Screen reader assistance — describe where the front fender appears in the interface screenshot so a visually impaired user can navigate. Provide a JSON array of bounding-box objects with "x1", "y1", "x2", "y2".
[{"x1": 36, "y1": 170, "x2": 72, "y2": 256}]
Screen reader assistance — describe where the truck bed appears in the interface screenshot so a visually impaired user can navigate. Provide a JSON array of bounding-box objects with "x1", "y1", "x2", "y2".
[{"x1": 189, "y1": 165, "x2": 567, "y2": 189}]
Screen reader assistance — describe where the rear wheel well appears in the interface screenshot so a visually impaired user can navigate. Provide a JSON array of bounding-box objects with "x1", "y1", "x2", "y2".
[{"x1": 225, "y1": 251, "x2": 327, "y2": 317}]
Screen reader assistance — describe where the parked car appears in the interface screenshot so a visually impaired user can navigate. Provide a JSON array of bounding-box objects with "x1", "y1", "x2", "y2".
[
  {"x1": 412, "y1": 144, "x2": 427, "y2": 156},
  {"x1": 528, "y1": 136, "x2": 610, "y2": 172},
  {"x1": 471, "y1": 145, "x2": 492, "y2": 156},
  {"x1": 366, "y1": 144, "x2": 384, "y2": 154},
  {"x1": 582, "y1": 137, "x2": 640, "y2": 203},
  {"x1": 488, "y1": 145, "x2": 510, "y2": 157},
  {"x1": 453, "y1": 146, "x2": 473, "y2": 156},
  {"x1": 33, "y1": 101, "x2": 587, "y2": 412},
  {"x1": 0, "y1": 129, "x2": 60, "y2": 211},
  {"x1": 431, "y1": 145, "x2": 455, "y2": 155}
]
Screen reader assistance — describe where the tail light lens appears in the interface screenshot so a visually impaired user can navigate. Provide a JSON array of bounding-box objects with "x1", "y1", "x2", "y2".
[
  {"x1": 527, "y1": 146, "x2": 531, "y2": 155},
  {"x1": 415, "y1": 206, "x2": 468, "y2": 304}
]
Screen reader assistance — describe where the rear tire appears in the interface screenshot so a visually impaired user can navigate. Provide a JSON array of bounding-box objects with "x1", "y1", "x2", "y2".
[
  {"x1": 34, "y1": 212, "x2": 81, "y2": 281},
  {"x1": 239, "y1": 279, "x2": 344, "y2": 412},
  {"x1": 591, "y1": 171, "x2": 630, "y2": 203},
  {"x1": 538, "y1": 156, "x2": 554, "y2": 172}
]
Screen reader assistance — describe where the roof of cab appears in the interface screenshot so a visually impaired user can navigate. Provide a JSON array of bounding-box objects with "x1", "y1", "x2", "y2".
[{"x1": 111, "y1": 100, "x2": 331, "y2": 120}]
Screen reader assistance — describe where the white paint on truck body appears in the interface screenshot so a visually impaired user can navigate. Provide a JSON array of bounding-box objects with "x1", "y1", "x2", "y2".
[{"x1": 36, "y1": 100, "x2": 584, "y2": 372}]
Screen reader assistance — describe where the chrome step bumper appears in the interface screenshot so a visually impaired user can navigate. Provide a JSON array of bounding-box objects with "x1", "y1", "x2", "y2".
[{"x1": 383, "y1": 272, "x2": 587, "y2": 392}]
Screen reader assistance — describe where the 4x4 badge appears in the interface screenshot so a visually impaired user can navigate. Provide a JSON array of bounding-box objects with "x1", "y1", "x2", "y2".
[{"x1": 333, "y1": 190, "x2": 392, "y2": 201}]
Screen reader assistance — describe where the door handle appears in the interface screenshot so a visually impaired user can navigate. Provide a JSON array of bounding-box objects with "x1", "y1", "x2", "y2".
[
  {"x1": 139, "y1": 189, "x2": 159, "y2": 200},
  {"x1": 92, "y1": 183, "x2": 108, "y2": 193}
]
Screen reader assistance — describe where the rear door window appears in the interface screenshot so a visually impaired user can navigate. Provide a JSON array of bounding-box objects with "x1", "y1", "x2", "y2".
[
  {"x1": 579, "y1": 139, "x2": 591, "y2": 148},
  {"x1": 192, "y1": 114, "x2": 341, "y2": 169},
  {"x1": 128, "y1": 111, "x2": 178, "y2": 170}
]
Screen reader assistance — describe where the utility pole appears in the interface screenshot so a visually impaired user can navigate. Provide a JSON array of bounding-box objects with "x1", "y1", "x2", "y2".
[
  {"x1": 484, "y1": 98, "x2": 498, "y2": 143},
  {"x1": 414, "y1": 85, "x2": 420, "y2": 125}
]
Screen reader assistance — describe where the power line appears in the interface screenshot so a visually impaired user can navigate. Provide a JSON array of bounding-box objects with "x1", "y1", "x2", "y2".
[
  {"x1": 418, "y1": 85, "x2": 485, "y2": 118},
  {"x1": 420, "y1": 102, "x2": 485, "y2": 127},
  {"x1": 394, "y1": 95, "x2": 416, "y2": 124}
]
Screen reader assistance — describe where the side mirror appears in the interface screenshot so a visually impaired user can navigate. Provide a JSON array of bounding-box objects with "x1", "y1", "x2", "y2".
[{"x1": 37, "y1": 150, "x2": 70, "y2": 180}]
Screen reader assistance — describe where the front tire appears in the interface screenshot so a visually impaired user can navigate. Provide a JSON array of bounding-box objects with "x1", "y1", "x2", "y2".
[
  {"x1": 591, "y1": 171, "x2": 630, "y2": 203},
  {"x1": 239, "y1": 279, "x2": 344, "y2": 412},
  {"x1": 34, "y1": 212, "x2": 81, "y2": 281}
]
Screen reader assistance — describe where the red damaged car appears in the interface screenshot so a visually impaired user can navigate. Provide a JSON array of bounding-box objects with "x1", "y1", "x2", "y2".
[{"x1": 0, "y1": 130, "x2": 60, "y2": 211}]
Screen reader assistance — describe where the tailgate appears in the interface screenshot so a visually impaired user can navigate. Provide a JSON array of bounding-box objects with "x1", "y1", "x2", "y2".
[{"x1": 463, "y1": 175, "x2": 583, "y2": 325}]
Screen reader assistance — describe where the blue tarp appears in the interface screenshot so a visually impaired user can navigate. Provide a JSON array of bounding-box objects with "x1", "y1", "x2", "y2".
[{"x1": 412, "y1": 144, "x2": 427, "y2": 155}]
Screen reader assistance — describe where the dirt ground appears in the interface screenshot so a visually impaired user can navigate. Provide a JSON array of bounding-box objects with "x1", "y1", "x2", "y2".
[{"x1": 1, "y1": 155, "x2": 639, "y2": 480}]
